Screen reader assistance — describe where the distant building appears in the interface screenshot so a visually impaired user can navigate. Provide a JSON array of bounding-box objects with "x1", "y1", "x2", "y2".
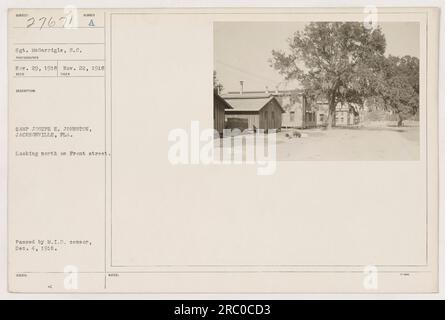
[
  {"x1": 316, "y1": 101, "x2": 360, "y2": 127},
  {"x1": 315, "y1": 102, "x2": 329, "y2": 125},
  {"x1": 335, "y1": 103, "x2": 360, "y2": 126},
  {"x1": 222, "y1": 92, "x2": 285, "y2": 131},
  {"x1": 273, "y1": 91, "x2": 317, "y2": 129}
]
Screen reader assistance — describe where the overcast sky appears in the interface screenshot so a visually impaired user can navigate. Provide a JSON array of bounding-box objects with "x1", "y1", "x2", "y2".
[{"x1": 214, "y1": 22, "x2": 420, "y2": 93}]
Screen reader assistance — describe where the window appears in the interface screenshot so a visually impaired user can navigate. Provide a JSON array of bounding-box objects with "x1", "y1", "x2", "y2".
[{"x1": 290, "y1": 111, "x2": 295, "y2": 122}]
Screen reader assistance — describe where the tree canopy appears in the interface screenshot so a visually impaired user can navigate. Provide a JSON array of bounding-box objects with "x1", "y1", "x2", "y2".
[
  {"x1": 271, "y1": 22, "x2": 419, "y2": 127},
  {"x1": 375, "y1": 55, "x2": 419, "y2": 126}
]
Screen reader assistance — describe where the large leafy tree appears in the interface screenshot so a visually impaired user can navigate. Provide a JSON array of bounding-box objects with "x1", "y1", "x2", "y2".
[
  {"x1": 375, "y1": 55, "x2": 419, "y2": 126},
  {"x1": 271, "y1": 22, "x2": 386, "y2": 128}
]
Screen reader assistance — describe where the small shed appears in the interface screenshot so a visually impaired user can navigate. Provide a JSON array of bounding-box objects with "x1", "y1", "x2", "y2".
[{"x1": 222, "y1": 93, "x2": 285, "y2": 131}]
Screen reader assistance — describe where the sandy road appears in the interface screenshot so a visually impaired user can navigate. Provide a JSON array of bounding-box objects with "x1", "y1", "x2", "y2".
[{"x1": 276, "y1": 125, "x2": 419, "y2": 161}]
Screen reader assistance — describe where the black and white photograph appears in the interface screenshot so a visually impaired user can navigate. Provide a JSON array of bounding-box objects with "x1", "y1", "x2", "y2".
[{"x1": 214, "y1": 21, "x2": 420, "y2": 160}]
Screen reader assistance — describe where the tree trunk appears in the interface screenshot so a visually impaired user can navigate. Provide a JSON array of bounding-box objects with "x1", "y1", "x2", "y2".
[
  {"x1": 397, "y1": 113, "x2": 404, "y2": 127},
  {"x1": 326, "y1": 99, "x2": 336, "y2": 129}
]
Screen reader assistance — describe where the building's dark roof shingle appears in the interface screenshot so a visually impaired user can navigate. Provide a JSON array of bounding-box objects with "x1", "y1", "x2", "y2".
[{"x1": 222, "y1": 93, "x2": 285, "y2": 113}]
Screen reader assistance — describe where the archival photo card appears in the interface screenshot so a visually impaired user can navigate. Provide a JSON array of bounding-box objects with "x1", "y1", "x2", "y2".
[{"x1": 7, "y1": 7, "x2": 439, "y2": 293}]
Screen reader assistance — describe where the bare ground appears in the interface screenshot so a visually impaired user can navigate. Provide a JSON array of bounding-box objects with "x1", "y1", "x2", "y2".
[
  {"x1": 275, "y1": 122, "x2": 419, "y2": 161},
  {"x1": 215, "y1": 121, "x2": 420, "y2": 161}
]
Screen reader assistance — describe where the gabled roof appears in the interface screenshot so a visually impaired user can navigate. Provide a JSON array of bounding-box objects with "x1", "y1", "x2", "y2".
[
  {"x1": 214, "y1": 92, "x2": 233, "y2": 109},
  {"x1": 222, "y1": 94, "x2": 285, "y2": 113}
]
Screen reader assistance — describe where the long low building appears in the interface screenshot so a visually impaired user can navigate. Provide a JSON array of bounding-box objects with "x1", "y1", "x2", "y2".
[{"x1": 222, "y1": 93, "x2": 285, "y2": 131}]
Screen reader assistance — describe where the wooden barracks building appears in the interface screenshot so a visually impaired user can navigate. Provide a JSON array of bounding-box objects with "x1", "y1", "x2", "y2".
[{"x1": 222, "y1": 92, "x2": 285, "y2": 132}]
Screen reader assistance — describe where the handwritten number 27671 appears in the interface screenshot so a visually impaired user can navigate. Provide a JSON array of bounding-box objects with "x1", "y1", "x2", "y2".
[{"x1": 26, "y1": 16, "x2": 74, "y2": 29}]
